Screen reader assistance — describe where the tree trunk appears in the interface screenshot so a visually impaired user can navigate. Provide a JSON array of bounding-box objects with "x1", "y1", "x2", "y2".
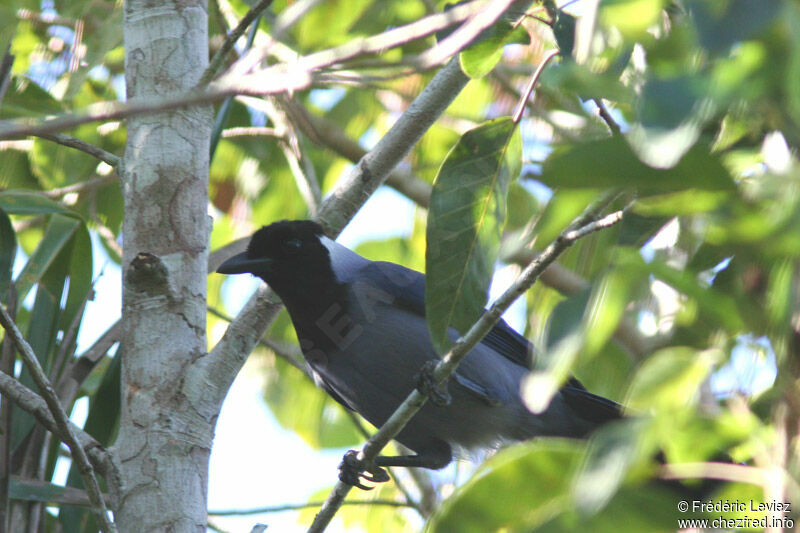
[{"x1": 115, "y1": 1, "x2": 212, "y2": 530}]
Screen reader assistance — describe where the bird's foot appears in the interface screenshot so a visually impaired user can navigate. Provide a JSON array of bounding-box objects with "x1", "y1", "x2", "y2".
[
  {"x1": 416, "y1": 360, "x2": 451, "y2": 407},
  {"x1": 338, "y1": 450, "x2": 390, "y2": 490}
]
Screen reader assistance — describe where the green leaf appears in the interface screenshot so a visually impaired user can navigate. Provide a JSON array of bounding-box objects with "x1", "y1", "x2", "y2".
[
  {"x1": 425, "y1": 118, "x2": 521, "y2": 353},
  {"x1": 426, "y1": 439, "x2": 583, "y2": 533},
  {"x1": 0, "y1": 76, "x2": 64, "y2": 120},
  {"x1": 599, "y1": 0, "x2": 667, "y2": 39},
  {"x1": 541, "y1": 136, "x2": 735, "y2": 192},
  {"x1": 688, "y1": 0, "x2": 781, "y2": 55},
  {"x1": 9, "y1": 477, "x2": 96, "y2": 505},
  {"x1": 460, "y1": 22, "x2": 529, "y2": 79},
  {"x1": 572, "y1": 418, "x2": 653, "y2": 515},
  {"x1": 626, "y1": 347, "x2": 722, "y2": 411},
  {"x1": 0, "y1": 207, "x2": 15, "y2": 304},
  {"x1": 0, "y1": 191, "x2": 75, "y2": 216},
  {"x1": 14, "y1": 214, "x2": 81, "y2": 306}
]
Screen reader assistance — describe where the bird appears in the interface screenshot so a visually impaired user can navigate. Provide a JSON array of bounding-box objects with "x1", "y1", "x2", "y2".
[{"x1": 217, "y1": 219, "x2": 623, "y2": 489}]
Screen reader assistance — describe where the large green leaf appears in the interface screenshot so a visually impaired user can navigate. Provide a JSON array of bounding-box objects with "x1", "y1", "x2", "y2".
[
  {"x1": 14, "y1": 214, "x2": 81, "y2": 305},
  {"x1": 0, "y1": 207, "x2": 15, "y2": 304},
  {"x1": 0, "y1": 191, "x2": 74, "y2": 216},
  {"x1": 540, "y1": 137, "x2": 736, "y2": 192},
  {"x1": 626, "y1": 347, "x2": 721, "y2": 411},
  {"x1": 426, "y1": 439, "x2": 582, "y2": 533},
  {"x1": 425, "y1": 118, "x2": 521, "y2": 353}
]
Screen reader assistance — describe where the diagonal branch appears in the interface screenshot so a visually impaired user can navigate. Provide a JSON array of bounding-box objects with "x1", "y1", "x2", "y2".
[
  {"x1": 32, "y1": 133, "x2": 120, "y2": 168},
  {"x1": 198, "y1": 0, "x2": 275, "y2": 87},
  {"x1": 0, "y1": 304, "x2": 117, "y2": 532},
  {"x1": 307, "y1": 197, "x2": 629, "y2": 533}
]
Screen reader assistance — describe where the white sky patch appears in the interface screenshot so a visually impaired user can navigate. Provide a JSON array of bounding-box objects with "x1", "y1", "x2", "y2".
[
  {"x1": 762, "y1": 131, "x2": 792, "y2": 174},
  {"x1": 711, "y1": 335, "x2": 777, "y2": 398},
  {"x1": 208, "y1": 359, "x2": 353, "y2": 533},
  {"x1": 337, "y1": 186, "x2": 416, "y2": 248},
  {"x1": 640, "y1": 217, "x2": 679, "y2": 262}
]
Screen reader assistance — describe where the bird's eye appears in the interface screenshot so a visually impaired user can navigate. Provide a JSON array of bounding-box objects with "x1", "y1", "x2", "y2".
[{"x1": 283, "y1": 238, "x2": 302, "y2": 253}]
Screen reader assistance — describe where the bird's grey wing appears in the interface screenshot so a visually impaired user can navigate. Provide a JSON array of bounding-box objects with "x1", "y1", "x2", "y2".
[
  {"x1": 359, "y1": 261, "x2": 532, "y2": 366},
  {"x1": 355, "y1": 261, "x2": 522, "y2": 405},
  {"x1": 561, "y1": 378, "x2": 622, "y2": 424}
]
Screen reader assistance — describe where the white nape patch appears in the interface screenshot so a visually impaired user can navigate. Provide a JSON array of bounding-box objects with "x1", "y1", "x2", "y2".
[{"x1": 318, "y1": 235, "x2": 369, "y2": 282}]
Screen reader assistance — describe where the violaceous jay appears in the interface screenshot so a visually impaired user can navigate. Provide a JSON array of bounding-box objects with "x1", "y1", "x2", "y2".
[{"x1": 217, "y1": 220, "x2": 622, "y2": 489}]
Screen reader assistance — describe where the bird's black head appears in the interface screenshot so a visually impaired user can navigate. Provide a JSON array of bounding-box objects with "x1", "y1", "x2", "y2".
[{"x1": 217, "y1": 220, "x2": 337, "y2": 304}]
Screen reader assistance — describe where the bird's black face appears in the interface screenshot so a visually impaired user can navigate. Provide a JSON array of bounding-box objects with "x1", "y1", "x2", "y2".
[{"x1": 217, "y1": 220, "x2": 336, "y2": 303}]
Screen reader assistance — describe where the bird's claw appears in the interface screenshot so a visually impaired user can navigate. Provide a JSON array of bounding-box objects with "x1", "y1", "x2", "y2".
[
  {"x1": 416, "y1": 360, "x2": 451, "y2": 406},
  {"x1": 338, "y1": 450, "x2": 390, "y2": 490}
]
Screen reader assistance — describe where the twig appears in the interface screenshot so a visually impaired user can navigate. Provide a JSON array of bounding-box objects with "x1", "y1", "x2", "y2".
[
  {"x1": 0, "y1": 369, "x2": 114, "y2": 475},
  {"x1": 206, "y1": 305, "x2": 306, "y2": 372},
  {"x1": 271, "y1": 0, "x2": 324, "y2": 40},
  {"x1": 40, "y1": 175, "x2": 117, "y2": 199},
  {"x1": 33, "y1": 133, "x2": 120, "y2": 167},
  {"x1": 198, "y1": 0, "x2": 275, "y2": 87},
  {"x1": 208, "y1": 499, "x2": 410, "y2": 516},
  {"x1": 512, "y1": 49, "x2": 559, "y2": 124},
  {"x1": 0, "y1": 287, "x2": 15, "y2": 533},
  {"x1": 224, "y1": 0, "x2": 492, "y2": 87},
  {"x1": 221, "y1": 127, "x2": 281, "y2": 138},
  {"x1": 0, "y1": 305, "x2": 116, "y2": 532},
  {"x1": 592, "y1": 98, "x2": 621, "y2": 135},
  {"x1": 307, "y1": 194, "x2": 627, "y2": 532},
  {"x1": 56, "y1": 320, "x2": 121, "y2": 408},
  {"x1": 411, "y1": 0, "x2": 519, "y2": 70},
  {"x1": 0, "y1": 1, "x2": 478, "y2": 140},
  {"x1": 274, "y1": 96, "x2": 433, "y2": 208},
  {"x1": 262, "y1": 99, "x2": 322, "y2": 214},
  {"x1": 660, "y1": 462, "x2": 767, "y2": 486}
]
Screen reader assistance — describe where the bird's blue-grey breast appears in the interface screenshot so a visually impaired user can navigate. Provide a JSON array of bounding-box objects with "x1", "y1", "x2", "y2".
[{"x1": 217, "y1": 220, "x2": 621, "y2": 469}]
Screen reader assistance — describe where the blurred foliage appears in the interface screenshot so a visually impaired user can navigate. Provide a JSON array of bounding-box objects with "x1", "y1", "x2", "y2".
[{"x1": 0, "y1": 0, "x2": 798, "y2": 531}]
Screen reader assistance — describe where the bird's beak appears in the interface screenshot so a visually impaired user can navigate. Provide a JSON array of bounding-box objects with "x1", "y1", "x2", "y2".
[{"x1": 216, "y1": 252, "x2": 273, "y2": 275}]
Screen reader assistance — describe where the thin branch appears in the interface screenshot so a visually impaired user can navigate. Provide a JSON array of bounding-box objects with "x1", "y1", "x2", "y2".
[
  {"x1": 308, "y1": 193, "x2": 627, "y2": 532},
  {"x1": 592, "y1": 98, "x2": 621, "y2": 135},
  {"x1": 208, "y1": 499, "x2": 410, "y2": 516},
  {"x1": 0, "y1": 286, "x2": 15, "y2": 533},
  {"x1": 221, "y1": 127, "x2": 281, "y2": 138},
  {"x1": 274, "y1": 96, "x2": 433, "y2": 208},
  {"x1": 40, "y1": 175, "x2": 117, "y2": 199},
  {"x1": 33, "y1": 133, "x2": 120, "y2": 168},
  {"x1": 56, "y1": 321, "x2": 121, "y2": 408},
  {"x1": 0, "y1": 369, "x2": 114, "y2": 478},
  {"x1": 512, "y1": 49, "x2": 559, "y2": 124},
  {"x1": 0, "y1": 305, "x2": 116, "y2": 532},
  {"x1": 206, "y1": 305, "x2": 306, "y2": 372},
  {"x1": 271, "y1": 0, "x2": 324, "y2": 41},
  {"x1": 224, "y1": 0, "x2": 492, "y2": 89},
  {"x1": 198, "y1": 0, "x2": 275, "y2": 87},
  {"x1": 0, "y1": 0, "x2": 493, "y2": 141},
  {"x1": 660, "y1": 462, "x2": 767, "y2": 486},
  {"x1": 411, "y1": 0, "x2": 519, "y2": 70}
]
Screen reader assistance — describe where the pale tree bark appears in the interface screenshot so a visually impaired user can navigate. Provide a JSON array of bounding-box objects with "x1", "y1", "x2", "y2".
[{"x1": 114, "y1": 1, "x2": 212, "y2": 531}]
